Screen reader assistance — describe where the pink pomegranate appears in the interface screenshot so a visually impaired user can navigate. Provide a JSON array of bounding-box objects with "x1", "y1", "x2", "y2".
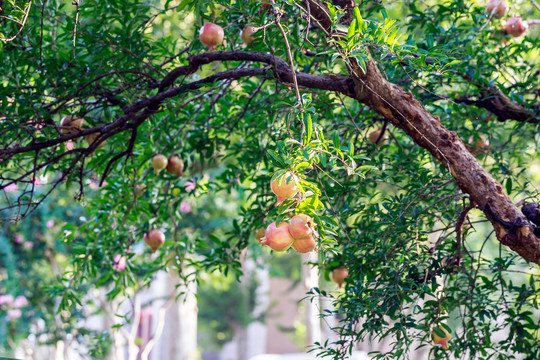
[
  {"x1": 505, "y1": 17, "x2": 528, "y2": 37},
  {"x1": 260, "y1": 222, "x2": 294, "y2": 252},
  {"x1": 486, "y1": 0, "x2": 508, "y2": 18},
  {"x1": 271, "y1": 172, "x2": 298, "y2": 205},
  {"x1": 241, "y1": 26, "x2": 257, "y2": 44},
  {"x1": 144, "y1": 229, "x2": 165, "y2": 253},
  {"x1": 199, "y1": 23, "x2": 224, "y2": 50},
  {"x1": 292, "y1": 235, "x2": 316, "y2": 253},
  {"x1": 289, "y1": 214, "x2": 315, "y2": 239},
  {"x1": 331, "y1": 267, "x2": 349, "y2": 288}
]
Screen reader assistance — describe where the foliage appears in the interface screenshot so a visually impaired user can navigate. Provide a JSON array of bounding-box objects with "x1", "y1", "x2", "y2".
[{"x1": 0, "y1": 0, "x2": 539, "y2": 359}]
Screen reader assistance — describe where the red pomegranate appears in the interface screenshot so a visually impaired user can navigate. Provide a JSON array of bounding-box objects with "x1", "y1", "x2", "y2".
[
  {"x1": 289, "y1": 214, "x2": 315, "y2": 239},
  {"x1": 199, "y1": 23, "x2": 224, "y2": 50},
  {"x1": 331, "y1": 267, "x2": 349, "y2": 288},
  {"x1": 505, "y1": 17, "x2": 528, "y2": 37},
  {"x1": 486, "y1": 0, "x2": 508, "y2": 18},
  {"x1": 144, "y1": 229, "x2": 165, "y2": 253},
  {"x1": 292, "y1": 235, "x2": 316, "y2": 253},
  {"x1": 260, "y1": 222, "x2": 294, "y2": 252},
  {"x1": 166, "y1": 156, "x2": 184, "y2": 176}
]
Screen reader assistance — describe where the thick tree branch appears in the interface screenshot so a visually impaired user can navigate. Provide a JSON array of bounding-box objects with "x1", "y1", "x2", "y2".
[
  {"x1": 304, "y1": 0, "x2": 540, "y2": 264},
  {"x1": 455, "y1": 90, "x2": 539, "y2": 123}
]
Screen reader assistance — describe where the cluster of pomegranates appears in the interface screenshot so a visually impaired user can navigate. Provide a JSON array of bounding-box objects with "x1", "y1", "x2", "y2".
[
  {"x1": 486, "y1": 0, "x2": 529, "y2": 37},
  {"x1": 256, "y1": 214, "x2": 317, "y2": 253},
  {"x1": 151, "y1": 154, "x2": 184, "y2": 176},
  {"x1": 199, "y1": 22, "x2": 260, "y2": 49}
]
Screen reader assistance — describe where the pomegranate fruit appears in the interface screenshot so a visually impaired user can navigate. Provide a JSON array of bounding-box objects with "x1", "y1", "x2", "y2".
[
  {"x1": 254, "y1": 227, "x2": 266, "y2": 242},
  {"x1": 505, "y1": 17, "x2": 528, "y2": 37},
  {"x1": 84, "y1": 133, "x2": 106, "y2": 149},
  {"x1": 260, "y1": 222, "x2": 294, "y2": 251},
  {"x1": 486, "y1": 0, "x2": 508, "y2": 18},
  {"x1": 60, "y1": 115, "x2": 84, "y2": 134},
  {"x1": 270, "y1": 172, "x2": 298, "y2": 204},
  {"x1": 151, "y1": 154, "x2": 168, "y2": 174},
  {"x1": 289, "y1": 214, "x2": 315, "y2": 239},
  {"x1": 292, "y1": 235, "x2": 316, "y2": 253},
  {"x1": 368, "y1": 129, "x2": 388, "y2": 147},
  {"x1": 144, "y1": 229, "x2": 165, "y2": 253},
  {"x1": 199, "y1": 23, "x2": 224, "y2": 50},
  {"x1": 241, "y1": 26, "x2": 257, "y2": 44},
  {"x1": 331, "y1": 267, "x2": 349, "y2": 288},
  {"x1": 468, "y1": 134, "x2": 489, "y2": 156},
  {"x1": 166, "y1": 156, "x2": 184, "y2": 177},
  {"x1": 431, "y1": 326, "x2": 451, "y2": 350}
]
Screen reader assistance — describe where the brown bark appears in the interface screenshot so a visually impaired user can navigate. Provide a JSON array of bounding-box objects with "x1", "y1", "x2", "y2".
[{"x1": 304, "y1": 0, "x2": 540, "y2": 264}]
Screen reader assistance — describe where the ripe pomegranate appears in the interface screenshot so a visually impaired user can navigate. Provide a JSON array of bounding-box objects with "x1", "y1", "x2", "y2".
[
  {"x1": 270, "y1": 172, "x2": 298, "y2": 205},
  {"x1": 331, "y1": 267, "x2": 349, "y2": 288},
  {"x1": 431, "y1": 327, "x2": 451, "y2": 350},
  {"x1": 260, "y1": 222, "x2": 295, "y2": 251},
  {"x1": 292, "y1": 235, "x2": 316, "y2": 253},
  {"x1": 254, "y1": 227, "x2": 266, "y2": 242},
  {"x1": 289, "y1": 214, "x2": 315, "y2": 239},
  {"x1": 486, "y1": 0, "x2": 508, "y2": 18},
  {"x1": 166, "y1": 156, "x2": 184, "y2": 177},
  {"x1": 144, "y1": 229, "x2": 165, "y2": 253},
  {"x1": 368, "y1": 129, "x2": 388, "y2": 147},
  {"x1": 60, "y1": 115, "x2": 84, "y2": 134},
  {"x1": 151, "y1": 154, "x2": 168, "y2": 174},
  {"x1": 199, "y1": 23, "x2": 224, "y2": 50},
  {"x1": 84, "y1": 133, "x2": 106, "y2": 149},
  {"x1": 241, "y1": 26, "x2": 257, "y2": 44},
  {"x1": 468, "y1": 134, "x2": 489, "y2": 156},
  {"x1": 505, "y1": 17, "x2": 528, "y2": 37}
]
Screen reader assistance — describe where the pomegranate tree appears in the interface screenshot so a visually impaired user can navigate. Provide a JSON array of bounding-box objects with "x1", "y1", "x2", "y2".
[
  {"x1": 331, "y1": 267, "x2": 349, "y2": 288},
  {"x1": 199, "y1": 23, "x2": 224, "y2": 50},
  {"x1": 270, "y1": 172, "x2": 298, "y2": 205},
  {"x1": 289, "y1": 214, "x2": 315, "y2": 239},
  {"x1": 144, "y1": 229, "x2": 165, "y2": 253},
  {"x1": 166, "y1": 156, "x2": 184, "y2": 176},
  {"x1": 431, "y1": 326, "x2": 451, "y2": 350},
  {"x1": 151, "y1": 154, "x2": 168, "y2": 174},
  {"x1": 292, "y1": 235, "x2": 316, "y2": 253},
  {"x1": 486, "y1": 0, "x2": 508, "y2": 18},
  {"x1": 505, "y1": 17, "x2": 528, "y2": 37},
  {"x1": 60, "y1": 115, "x2": 84, "y2": 134},
  {"x1": 260, "y1": 222, "x2": 294, "y2": 252}
]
